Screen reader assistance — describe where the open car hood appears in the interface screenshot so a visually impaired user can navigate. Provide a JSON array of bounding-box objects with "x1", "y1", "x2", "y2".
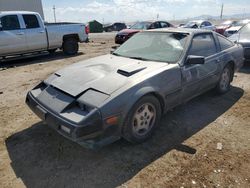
[{"x1": 44, "y1": 54, "x2": 166, "y2": 97}]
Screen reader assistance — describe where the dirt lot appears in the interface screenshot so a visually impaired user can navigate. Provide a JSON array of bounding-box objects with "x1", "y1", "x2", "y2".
[{"x1": 0, "y1": 33, "x2": 249, "y2": 188}]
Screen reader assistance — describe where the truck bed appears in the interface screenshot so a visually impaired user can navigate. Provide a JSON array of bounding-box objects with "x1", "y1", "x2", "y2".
[{"x1": 45, "y1": 22, "x2": 83, "y2": 26}]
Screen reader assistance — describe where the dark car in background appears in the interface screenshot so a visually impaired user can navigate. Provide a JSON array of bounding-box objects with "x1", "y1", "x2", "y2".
[
  {"x1": 215, "y1": 20, "x2": 238, "y2": 35},
  {"x1": 229, "y1": 23, "x2": 250, "y2": 61},
  {"x1": 115, "y1": 21, "x2": 173, "y2": 44},
  {"x1": 181, "y1": 20, "x2": 215, "y2": 31},
  {"x1": 103, "y1": 22, "x2": 127, "y2": 32}
]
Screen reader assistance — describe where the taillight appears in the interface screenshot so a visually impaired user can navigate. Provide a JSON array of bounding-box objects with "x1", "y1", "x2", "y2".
[{"x1": 85, "y1": 26, "x2": 89, "y2": 34}]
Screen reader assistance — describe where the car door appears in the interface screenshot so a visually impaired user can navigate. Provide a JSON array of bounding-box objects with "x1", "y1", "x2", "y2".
[
  {"x1": 0, "y1": 14, "x2": 27, "y2": 56},
  {"x1": 22, "y1": 14, "x2": 47, "y2": 51},
  {"x1": 181, "y1": 33, "x2": 220, "y2": 102}
]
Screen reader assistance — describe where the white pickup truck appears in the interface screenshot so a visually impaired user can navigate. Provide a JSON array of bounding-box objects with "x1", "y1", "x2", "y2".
[{"x1": 0, "y1": 11, "x2": 88, "y2": 59}]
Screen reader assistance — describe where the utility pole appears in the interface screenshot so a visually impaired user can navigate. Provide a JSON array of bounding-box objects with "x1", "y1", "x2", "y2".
[
  {"x1": 156, "y1": 13, "x2": 159, "y2": 20},
  {"x1": 53, "y1": 5, "x2": 57, "y2": 23},
  {"x1": 220, "y1": 3, "x2": 224, "y2": 20},
  {"x1": 243, "y1": 8, "x2": 246, "y2": 19}
]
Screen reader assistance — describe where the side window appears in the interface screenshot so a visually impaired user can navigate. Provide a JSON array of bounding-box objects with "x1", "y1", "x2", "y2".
[
  {"x1": 160, "y1": 22, "x2": 169, "y2": 28},
  {"x1": 189, "y1": 34, "x2": 217, "y2": 57},
  {"x1": 23, "y1": 15, "x2": 40, "y2": 29},
  {"x1": 149, "y1": 22, "x2": 159, "y2": 29},
  {"x1": 156, "y1": 22, "x2": 162, "y2": 28},
  {"x1": 0, "y1": 15, "x2": 20, "y2": 30},
  {"x1": 201, "y1": 22, "x2": 206, "y2": 27},
  {"x1": 218, "y1": 35, "x2": 234, "y2": 51},
  {"x1": 206, "y1": 22, "x2": 212, "y2": 26}
]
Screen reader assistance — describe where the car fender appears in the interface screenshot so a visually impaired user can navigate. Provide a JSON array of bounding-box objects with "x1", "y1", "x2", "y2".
[{"x1": 123, "y1": 86, "x2": 164, "y2": 119}]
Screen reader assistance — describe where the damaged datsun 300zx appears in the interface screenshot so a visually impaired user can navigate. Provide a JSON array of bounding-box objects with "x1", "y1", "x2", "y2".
[{"x1": 26, "y1": 28, "x2": 244, "y2": 148}]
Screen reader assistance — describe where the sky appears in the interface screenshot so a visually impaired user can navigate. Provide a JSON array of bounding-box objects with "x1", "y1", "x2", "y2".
[{"x1": 42, "y1": 0, "x2": 249, "y2": 23}]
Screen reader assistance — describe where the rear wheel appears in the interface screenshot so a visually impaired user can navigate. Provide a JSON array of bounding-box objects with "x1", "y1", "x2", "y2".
[
  {"x1": 63, "y1": 38, "x2": 79, "y2": 55},
  {"x1": 122, "y1": 95, "x2": 161, "y2": 143},
  {"x1": 216, "y1": 65, "x2": 233, "y2": 94}
]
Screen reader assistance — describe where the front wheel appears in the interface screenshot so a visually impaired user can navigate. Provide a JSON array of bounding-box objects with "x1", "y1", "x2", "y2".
[
  {"x1": 122, "y1": 95, "x2": 162, "y2": 143},
  {"x1": 216, "y1": 65, "x2": 233, "y2": 94},
  {"x1": 63, "y1": 38, "x2": 79, "y2": 55}
]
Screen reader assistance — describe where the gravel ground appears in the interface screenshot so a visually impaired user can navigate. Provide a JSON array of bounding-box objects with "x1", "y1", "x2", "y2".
[{"x1": 0, "y1": 33, "x2": 249, "y2": 188}]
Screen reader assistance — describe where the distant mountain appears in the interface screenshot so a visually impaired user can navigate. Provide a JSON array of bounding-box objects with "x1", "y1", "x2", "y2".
[{"x1": 190, "y1": 13, "x2": 250, "y2": 21}]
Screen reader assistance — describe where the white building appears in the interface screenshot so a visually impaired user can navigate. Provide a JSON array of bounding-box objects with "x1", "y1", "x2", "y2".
[{"x1": 0, "y1": 0, "x2": 44, "y2": 19}]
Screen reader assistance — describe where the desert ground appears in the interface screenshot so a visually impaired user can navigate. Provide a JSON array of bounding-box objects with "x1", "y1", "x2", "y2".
[{"x1": 0, "y1": 33, "x2": 249, "y2": 188}]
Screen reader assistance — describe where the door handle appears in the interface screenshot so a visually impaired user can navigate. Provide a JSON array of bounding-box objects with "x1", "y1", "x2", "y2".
[
  {"x1": 16, "y1": 32, "x2": 24, "y2": 35},
  {"x1": 39, "y1": 30, "x2": 45, "y2": 33}
]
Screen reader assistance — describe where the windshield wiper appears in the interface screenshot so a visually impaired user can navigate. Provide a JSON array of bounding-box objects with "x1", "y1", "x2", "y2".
[{"x1": 128, "y1": 56, "x2": 151, "y2": 61}]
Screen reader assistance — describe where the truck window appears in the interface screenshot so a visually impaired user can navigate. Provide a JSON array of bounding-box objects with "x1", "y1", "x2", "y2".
[
  {"x1": 0, "y1": 15, "x2": 20, "y2": 30},
  {"x1": 23, "y1": 15, "x2": 40, "y2": 29}
]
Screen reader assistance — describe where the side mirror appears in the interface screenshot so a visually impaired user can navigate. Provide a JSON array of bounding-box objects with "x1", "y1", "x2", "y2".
[{"x1": 186, "y1": 55, "x2": 205, "y2": 65}]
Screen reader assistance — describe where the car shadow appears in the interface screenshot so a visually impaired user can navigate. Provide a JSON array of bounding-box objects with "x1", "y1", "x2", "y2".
[
  {"x1": 0, "y1": 51, "x2": 84, "y2": 69},
  {"x1": 5, "y1": 86, "x2": 243, "y2": 188}
]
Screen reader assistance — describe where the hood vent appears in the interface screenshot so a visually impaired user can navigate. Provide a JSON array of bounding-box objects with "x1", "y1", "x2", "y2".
[{"x1": 117, "y1": 64, "x2": 146, "y2": 77}]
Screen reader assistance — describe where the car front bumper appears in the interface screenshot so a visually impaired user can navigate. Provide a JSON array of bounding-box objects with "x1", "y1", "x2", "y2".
[{"x1": 26, "y1": 91, "x2": 119, "y2": 149}]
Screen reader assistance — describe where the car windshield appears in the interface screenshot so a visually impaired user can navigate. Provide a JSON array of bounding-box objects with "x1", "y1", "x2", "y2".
[
  {"x1": 239, "y1": 23, "x2": 250, "y2": 36},
  {"x1": 113, "y1": 32, "x2": 188, "y2": 63},
  {"x1": 130, "y1": 22, "x2": 151, "y2": 30}
]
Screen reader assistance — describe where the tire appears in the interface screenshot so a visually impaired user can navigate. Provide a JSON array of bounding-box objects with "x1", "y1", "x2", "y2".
[
  {"x1": 122, "y1": 95, "x2": 162, "y2": 143},
  {"x1": 216, "y1": 65, "x2": 233, "y2": 94},
  {"x1": 63, "y1": 38, "x2": 79, "y2": 55},
  {"x1": 48, "y1": 49, "x2": 57, "y2": 54}
]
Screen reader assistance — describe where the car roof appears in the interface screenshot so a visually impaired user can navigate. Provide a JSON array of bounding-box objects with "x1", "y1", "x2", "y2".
[
  {"x1": 189, "y1": 20, "x2": 205, "y2": 23},
  {"x1": 144, "y1": 27, "x2": 213, "y2": 35}
]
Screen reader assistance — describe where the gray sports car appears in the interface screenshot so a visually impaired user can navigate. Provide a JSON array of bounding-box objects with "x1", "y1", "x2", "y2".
[{"x1": 26, "y1": 28, "x2": 244, "y2": 149}]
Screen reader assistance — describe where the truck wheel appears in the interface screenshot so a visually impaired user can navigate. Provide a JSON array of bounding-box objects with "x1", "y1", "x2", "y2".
[
  {"x1": 216, "y1": 65, "x2": 233, "y2": 94},
  {"x1": 122, "y1": 95, "x2": 162, "y2": 143},
  {"x1": 63, "y1": 38, "x2": 79, "y2": 55}
]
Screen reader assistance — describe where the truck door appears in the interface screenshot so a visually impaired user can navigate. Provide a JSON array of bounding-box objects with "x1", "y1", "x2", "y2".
[
  {"x1": 181, "y1": 33, "x2": 220, "y2": 102},
  {"x1": 22, "y1": 14, "x2": 47, "y2": 51},
  {"x1": 0, "y1": 15, "x2": 27, "y2": 56}
]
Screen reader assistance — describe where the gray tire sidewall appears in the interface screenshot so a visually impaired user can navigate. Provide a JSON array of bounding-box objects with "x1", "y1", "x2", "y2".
[
  {"x1": 122, "y1": 95, "x2": 162, "y2": 143},
  {"x1": 63, "y1": 38, "x2": 79, "y2": 55}
]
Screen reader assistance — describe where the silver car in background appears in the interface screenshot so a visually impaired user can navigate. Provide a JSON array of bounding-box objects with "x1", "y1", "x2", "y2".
[
  {"x1": 180, "y1": 20, "x2": 216, "y2": 31},
  {"x1": 224, "y1": 19, "x2": 250, "y2": 37}
]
